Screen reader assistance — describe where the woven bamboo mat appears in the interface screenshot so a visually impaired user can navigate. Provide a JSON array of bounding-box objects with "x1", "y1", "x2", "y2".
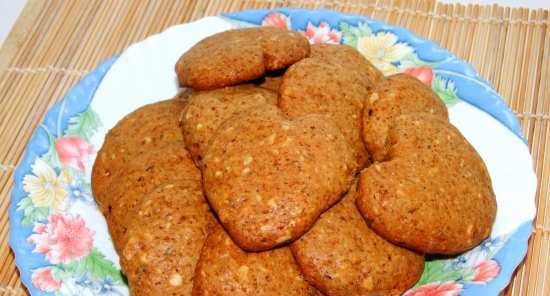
[{"x1": 0, "y1": 0, "x2": 548, "y2": 295}]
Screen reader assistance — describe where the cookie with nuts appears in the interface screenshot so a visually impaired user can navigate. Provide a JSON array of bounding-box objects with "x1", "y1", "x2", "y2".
[
  {"x1": 102, "y1": 143, "x2": 200, "y2": 252},
  {"x1": 121, "y1": 182, "x2": 216, "y2": 296},
  {"x1": 202, "y1": 104, "x2": 356, "y2": 251},
  {"x1": 92, "y1": 97, "x2": 187, "y2": 211},
  {"x1": 192, "y1": 224, "x2": 321, "y2": 296},
  {"x1": 291, "y1": 181, "x2": 424, "y2": 296},
  {"x1": 361, "y1": 73, "x2": 448, "y2": 161},
  {"x1": 181, "y1": 85, "x2": 277, "y2": 165},
  {"x1": 357, "y1": 114, "x2": 496, "y2": 254},
  {"x1": 176, "y1": 27, "x2": 310, "y2": 90},
  {"x1": 309, "y1": 44, "x2": 383, "y2": 84},
  {"x1": 279, "y1": 44, "x2": 376, "y2": 168}
]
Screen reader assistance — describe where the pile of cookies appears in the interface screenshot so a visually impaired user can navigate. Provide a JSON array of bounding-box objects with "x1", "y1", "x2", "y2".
[{"x1": 92, "y1": 27, "x2": 497, "y2": 296}]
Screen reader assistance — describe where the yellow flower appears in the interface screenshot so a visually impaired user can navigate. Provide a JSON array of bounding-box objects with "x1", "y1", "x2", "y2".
[
  {"x1": 356, "y1": 32, "x2": 413, "y2": 75},
  {"x1": 23, "y1": 158, "x2": 67, "y2": 210}
]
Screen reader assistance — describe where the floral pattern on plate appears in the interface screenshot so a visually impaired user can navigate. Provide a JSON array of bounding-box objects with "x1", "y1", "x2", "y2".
[{"x1": 16, "y1": 105, "x2": 126, "y2": 296}]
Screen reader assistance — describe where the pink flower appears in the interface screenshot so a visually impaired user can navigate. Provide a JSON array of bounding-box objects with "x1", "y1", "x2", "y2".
[
  {"x1": 404, "y1": 281, "x2": 462, "y2": 296},
  {"x1": 302, "y1": 21, "x2": 341, "y2": 44},
  {"x1": 27, "y1": 212, "x2": 94, "y2": 264},
  {"x1": 404, "y1": 67, "x2": 434, "y2": 86},
  {"x1": 55, "y1": 136, "x2": 94, "y2": 171},
  {"x1": 472, "y1": 260, "x2": 500, "y2": 283},
  {"x1": 31, "y1": 267, "x2": 62, "y2": 292},
  {"x1": 261, "y1": 12, "x2": 290, "y2": 29}
]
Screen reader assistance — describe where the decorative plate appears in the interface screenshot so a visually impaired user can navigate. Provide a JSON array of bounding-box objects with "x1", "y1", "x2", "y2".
[{"x1": 9, "y1": 8, "x2": 536, "y2": 296}]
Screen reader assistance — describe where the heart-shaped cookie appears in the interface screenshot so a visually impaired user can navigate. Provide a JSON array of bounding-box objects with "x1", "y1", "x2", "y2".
[
  {"x1": 181, "y1": 85, "x2": 277, "y2": 165},
  {"x1": 176, "y1": 27, "x2": 310, "y2": 90},
  {"x1": 203, "y1": 104, "x2": 356, "y2": 251},
  {"x1": 357, "y1": 114, "x2": 496, "y2": 254},
  {"x1": 193, "y1": 224, "x2": 321, "y2": 296}
]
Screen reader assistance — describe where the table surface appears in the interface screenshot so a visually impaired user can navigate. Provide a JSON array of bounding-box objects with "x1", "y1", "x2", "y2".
[
  {"x1": 1, "y1": 0, "x2": 550, "y2": 47},
  {"x1": 0, "y1": 1, "x2": 548, "y2": 296}
]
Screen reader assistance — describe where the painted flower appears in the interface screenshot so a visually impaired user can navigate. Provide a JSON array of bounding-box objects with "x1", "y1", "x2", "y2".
[
  {"x1": 472, "y1": 260, "x2": 500, "y2": 283},
  {"x1": 405, "y1": 66, "x2": 433, "y2": 86},
  {"x1": 356, "y1": 31, "x2": 413, "y2": 75},
  {"x1": 97, "y1": 277, "x2": 125, "y2": 295},
  {"x1": 27, "y1": 212, "x2": 94, "y2": 264},
  {"x1": 462, "y1": 236, "x2": 504, "y2": 267},
  {"x1": 404, "y1": 281, "x2": 462, "y2": 296},
  {"x1": 31, "y1": 267, "x2": 62, "y2": 292},
  {"x1": 66, "y1": 180, "x2": 93, "y2": 203},
  {"x1": 302, "y1": 21, "x2": 341, "y2": 44},
  {"x1": 261, "y1": 12, "x2": 290, "y2": 29},
  {"x1": 55, "y1": 136, "x2": 95, "y2": 171},
  {"x1": 57, "y1": 277, "x2": 96, "y2": 296},
  {"x1": 23, "y1": 158, "x2": 67, "y2": 210}
]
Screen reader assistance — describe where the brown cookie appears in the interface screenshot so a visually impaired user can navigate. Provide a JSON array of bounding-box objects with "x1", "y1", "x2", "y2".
[
  {"x1": 362, "y1": 73, "x2": 448, "y2": 161},
  {"x1": 279, "y1": 46, "x2": 375, "y2": 168},
  {"x1": 357, "y1": 114, "x2": 496, "y2": 254},
  {"x1": 309, "y1": 44, "x2": 383, "y2": 84},
  {"x1": 121, "y1": 182, "x2": 216, "y2": 296},
  {"x1": 103, "y1": 143, "x2": 200, "y2": 251},
  {"x1": 203, "y1": 104, "x2": 356, "y2": 251},
  {"x1": 291, "y1": 181, "x2": 424, "y2": 296},
  {"x1": 181, "y1": 85, "x2": 277, "y2": 165},
  {"x1": 192, "y1": 224, "x2": 321, "y2": 296},
  {"x1": 92, "y1": 98, "x2": 187, "y2": 209},
  {"x1": 176, "y1": 27, "x2": 310, "y2": 90}
]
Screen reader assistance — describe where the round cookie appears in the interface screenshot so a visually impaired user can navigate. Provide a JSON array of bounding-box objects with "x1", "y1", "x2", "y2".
[
  {"x1": 278, "y1": 48, "x2": 374, "y2": 168},
  {"x1": 121, "y1": 182, "x2": 216, "y2": 296},
  {"x1": 181, "y1": 85, "x2": 277, "y2": 165},
  {"x1": 192, "y1": 224, "x2": 321, "y2": 296},
  {"x1": 176, "y1": 27, "x2": 310, "y2": 90},
  {"x1": 357, "y1": 114, "x2": 496, "y2": 254},
  {"x1": 362, "y1": 73, "x2": 448, "y2": 161},
  {"x1": 203, "y1": 104, "x2": 356, "y2": 251},
  {"x1": 290, "y1": 181, "x2": 424, "y2": 296},
  {"x1": 92, "y1": 98, "x2": 187, "y2": 209},
  {"x1": 103, "y1": 143, "x2": 200, "y2": 251},
  {"x1": 309, "y1": 44, "x2": 383, "y2": 84}
]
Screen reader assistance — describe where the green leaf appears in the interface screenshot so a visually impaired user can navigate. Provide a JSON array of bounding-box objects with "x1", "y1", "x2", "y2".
[
  {"x1": 415, "y1": 260, "x2": 465, "y2": 287},
  {"x1": 432, "y1": 76, "x2": 461, "y2": 106},
  {"x1": 64, "y1": 108, "x2": 101, "y2": 140},
  {"x1": 17, "y1": 197, "x2": 33, "y2": 211},
  {"x1": 62, "y1": 248, "x2": 124, "y2": 283},
  {"x1": 41, "y1": 126, "x2": 61, "y2": 169},
  {"x1": 21, "y1": 206, "x2": 50, "y2": 225},
  {"x1": 356, "y1": 22, "x2": 372, "y2": 36},
  {"x1": 339, "y1": 22, "x2": 372, "y2": 48}
]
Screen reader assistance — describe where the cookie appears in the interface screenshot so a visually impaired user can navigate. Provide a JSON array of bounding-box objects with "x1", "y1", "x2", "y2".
[
  {"x1": 92, "y1": 98, "x2": 187, "y2": 209},
  {"x1": 279, "y1": 46, "x2": 374, "y2": 168},
  {"x1": 176, "y1": 27, "x2": 310, "y2": 90},
  {"x1": 203, "y1": 104, "x2": 356, "y2": 251},
  {"x1": 357, "y1": 114, "x2": 496, "y2": 254},
  {"x1": 362, "y1": 73, "x2": 448, "y2": 161},
  {"x1": 181, "y1": 85, "x2": 277, "y2": 165},
  {"x1": 103, "y1": 143, "x2": 200, "y2": 251},
  {"x1": 309, "y1": 44, "x2": 383, "y2": 84},
  {"x1": 192, "y1": 224, "x2": 321, "y2": 296},
  {"x1": 291, "y1": 181, "x2": 424, "y2": 296},
  {"x1": 121, "y1": 182, "x2": 216, "y2": 296}
]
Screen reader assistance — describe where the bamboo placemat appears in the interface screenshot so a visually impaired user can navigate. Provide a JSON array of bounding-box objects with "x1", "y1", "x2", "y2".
[{"x1": 0, "y1": 0, "x2": 548, "y2": 295}]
